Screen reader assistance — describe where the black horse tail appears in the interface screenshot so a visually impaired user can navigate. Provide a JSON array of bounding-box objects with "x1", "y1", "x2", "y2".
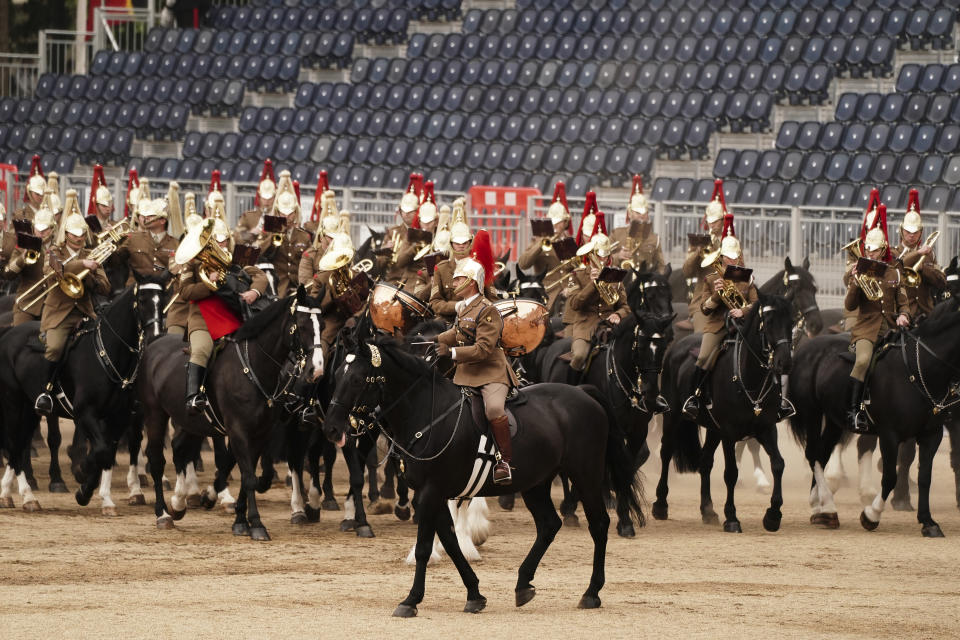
[
  {"x1": 580, "y1": 384, "x2": 646, "y2": 528},
  {"x1": 672, "y1": 414, "x2": 703, "y2": 473}
]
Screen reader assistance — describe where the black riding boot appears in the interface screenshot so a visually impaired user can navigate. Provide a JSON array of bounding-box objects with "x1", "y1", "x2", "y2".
[
  {"x1": 34, "y1": 359, "x2": 58, "y2": 417},
  {"x1": 846, "y1": 377, "x2": 869, "y2": 434},
  {"x1": 490, "y1": 415, "x2": 513, "y2": 485},
  {"x1": 681, "y1": 366, "x2": 709, "y2": 420},
  {"x1": 777, "y1": 374, "x2": 796, "y2": 421},
  {"x1": 185, "y1": 363, "x2": 208, "y2": 416}
]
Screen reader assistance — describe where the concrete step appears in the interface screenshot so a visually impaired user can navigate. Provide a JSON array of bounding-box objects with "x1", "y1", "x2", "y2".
[
  {"x1": 711, "y1": 132, "x2": 776, "y2": 156},
  {"x1": 297, "y1": 68, "x2": 350, "y2": 85},
  {"x1": 409, "y1": 20, "x2": 463, "y2": 35},
  {"x1": 652, "y1": 160, "x2": 714, "y2": 181},
  {"x1": 133, "y1": 140, "x2": 180, "y2": 160},
  {"x1": 242, "y1": 91, "x2": 294, "y2": 109},
  {"x1": 353, "y1": 44, "x2": 407, "y2": 60},
  {"x1": 187, "y1": 116, "x2": 239, "y2": 134}
]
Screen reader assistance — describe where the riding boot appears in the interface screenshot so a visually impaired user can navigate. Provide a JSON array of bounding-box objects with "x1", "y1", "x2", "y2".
[
  {"x1": 489, "y1": 415, "x2": 513, "y2": 485},
  {"x1": 681, "y1": 366, "x2": 709, "y2": 420},
  {"x1": 846, "y1": 377, "x2": 869, "y2": 434},
  {"x1": 777, "y1": 375, "x2": 796, "y2": 421},
  {"x1": 185, "y1": 363, "x2": 209, "y2": 416},
  {"x1": 33, "y1": 359, "x2": 59, "y2": 417}
]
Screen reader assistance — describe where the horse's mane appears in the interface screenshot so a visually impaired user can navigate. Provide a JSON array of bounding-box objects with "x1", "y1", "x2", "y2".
[
  {"x1": 761, "y1": 266, "x2": 818, "y2": 295},
  {"x1": 232, "y1": 295, "x2": 293, "y2": 341},
  {"x1": 610, "y1": 309, "x2": 639, "y2": 340},
  {"x1": 914, "y1": 296, "x2": 960, "y2": 338},
  {"x1": 372, "y1": 334, "x2": 444, "y2": 380}
]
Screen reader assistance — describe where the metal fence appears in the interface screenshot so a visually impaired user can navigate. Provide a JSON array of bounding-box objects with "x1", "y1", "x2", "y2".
[
  {"x1": 92, "y1": 7, "x2": 154, "y2": 53},
  {"x1": 39, "y1": 30, "x2": 95, "y2": 76},
  {"x1": 0, "y1": 53, "x2": 40, "y2": 98}
]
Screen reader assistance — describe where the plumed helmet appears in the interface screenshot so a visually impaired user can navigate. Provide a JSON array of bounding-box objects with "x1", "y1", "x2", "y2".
[
  {"x1": 449, "y1": 197, "x2": 472, "y2": 245},
  {"x1": 26, "y1": 154, "x2": 45, "y2": 196},
  {"x1": 628, "y1": 174, "x2": 647, "y2": 215},
  {"x1": 720, "y1": 235, "x2": 742, "y2": 260},
  {"x1": 547, "y1": 181, "x2": 570, "y2": 225},
  {"x1": 704, "y1": 179, "x2": 726, "y2": 224},
  {"x1": 63, "y1": 212, "x2": 88, "y2": 237},
  {"x1": 902, "y1": 189, "x2": 922, "y2": 234},
  {"x1": 257, "y1": 159, "x2": 277, "y2": 204},
  {"x1": 575, "y1": 191, "x2": 606, "y2": 246},
  {"x1": 34, "y1": 192, "x2": 57, "y2": 232},
  {"x1": 320, "y1": 190, "x2": 341, "y2": 237},
  {"x1": 578, "y1": 232, "x2": 614, "y2": 259},
  {"x1": 274, "y1": 169, "x2": 299, "y2": 216},
  {"x1": 45, "y1": 172, "x2": 61, "y2": 214},
  {"x1": 399, "y1": 173, "x2": 420, "y2": 214},
  {"x1": 864, "y1": 227, "x2": 888, "y2": 252},
  {"x1": 212, "y1": 217, "x2": 230, "y2": 243},
  {"x1": 452, "y1": 257, "x2": 485, "y2": 293},
  {"x1": 418, "y1": 180, "x2": 438, "y2": 225}
]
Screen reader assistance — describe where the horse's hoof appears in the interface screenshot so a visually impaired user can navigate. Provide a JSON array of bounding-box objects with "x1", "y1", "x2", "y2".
[
  {"x1": 128, "y1": 494, "x2": 146, "y2": 506},
  {"x1": 321, "y1": 499, "x2": 340, "y2": 511},
  {"x1": 356, "y1": 524, "x2": 375, "y2": 538},
  {"x1": 515, "y1": 586, "x2": 536, "y2": 607},
  {"x1": 75, "y1": 489, "x2": 91, "y2": 507},
  {"x1": 290, "y1": 511, "x2": 308, "y2": 525},
  {"x1": 156, "y1": 516, "x2": 175, "y2": 530},
  {"x1": 891, "y1": 498, "x2": 915, "y2": 512},
  {"x1": 723, "y1": 520, "x2": 742, "y2": 533},
  {"x1": 702, "y1": 511, "x2": 720, "y2": 526},
  {"x1": 392, "y1": 604, "x2": 417, "y2": 618},
  {"x1": 22, "y1": 500, "x2": 41, "y2": 512},
  {"x1": 232, "y1": 522, "x2": 250, "y2": 537},
  {"x1": 859, "y1": 510, "x2": 879, "y2": 531},
  {"x1": 340, "y1": 519, "x2": 357, "y2": 532},
  {"x1": 101, "y1": 505, "x2": 118, "y2": 517},
  {"x1": 810, "y1": 512, "x2": 840, "y2": 529},
  {"x1": 394, "y1": 504, "x2": 411, "y2": 521},
  {"x1": 563, "y1": 513, "x2": 580, "y2": 527},
  {"x1": 186, "y1": 494, "x2": 202, "y2": 508},
  {"x1": 464, "y1": 596, "x2": 487, "y2": 614},
  {"x1": 305, "y1": 504, "x2": 321, "y2": 522},
  {"x1": 221, "y1": 502, "x2": 236, "y2": 515},
  {"x1": 200, "y1": 493, "x2": 216, "y2": 510},
  {"x1": 0, "y1": 496, "x2": 15, "y2": 508},
  {"x1": 762, "y1": 509, "x2": 782, "y2": 532},
  {"x1": 49, "y1": 481, "x2": 69, "y2": 493},
  {"x1": 921, "y1": 524, "x2": 945, "y2": 538},
  {"x1": 249, "y1": 526, "x2": 271, "y2": 541},
  {"x1": 616, "y1": 521, "x2": 635, "y2": 538},
  {"x1": 171, "y1": 507, "x2": 186, "y2": 521},
  {"x1": 577, "y1": 595, "x2": 602, "y2": 609},
  {"x1": 498, "y1": 494, "x2": 515, "y2": 511},
  {"x1": 651, "y1": 501, "x2": 668, "y2": 520},
  {"x1": 369, "y1": 499, "x2": 394, "y2": 515}
]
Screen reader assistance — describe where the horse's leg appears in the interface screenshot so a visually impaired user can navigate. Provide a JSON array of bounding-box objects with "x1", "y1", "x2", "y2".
[
  {"x1": 168, "y1": 432, "x2": 192, "y2": 520},
  {"x1": 948, "y1": 418, "x2": 960, "y2": 510},
  {"x1": 720, "y1": 438, "x2": 741, "y2": 533},
  {"x1": 208, "y1": 435, "x2": 236, "y2": 512},
  {"x1": 349, "y1": 438, "x2": 375, "y2": 538},
  {"x1": 915, "y1": 425, "x2": 944, "y2": 537},
  {"x1": 394, "y1": 466, "x2": 412, "y2": 521},
  {"x1": 891, "y1": 439, "x2": 917, "y2": 511},
  {"x1": 301, "y1": 434, "x2": 323, "y2": 521},
  {"x1": 236, "y1": 441, "x2": 269, "y2": 541},
  {"x1": 125, "y1": 418, "x2": 146, "y2": 506},
  {"x1": 0, "y1": 465, "x2": 16, "y2": 508},
  {"x1": 96, "y1": 467, "x2": 119, "y2": 516},
  {"x1": 747, "y1": 437, "x2": 771, "y2": 491},
  {"x1": 515, "y1": 481, "x2": 562, "y2": 608},
  {"x1": 558, "y1": 473, "x2": 579, "y2": 526},
  {"x1": 857, "y1": 434, "x2": 879, "y2": 505},
  {"x1": 232, "y1": 479, "x2": 250, "y2": 537},
  {"x1": 285, "y1": 422, "x2": 308, "y2": 525},
  {"x1": 861, "y1": 431, "x2": 899, "y2": 531},
  {"x1": 380, "y1": 453, "x2": 397, "y2": 500},
  {"x1": 184, "y1": 460, "x2": 202, "y2": 507},
  {"x1": 46, "y1": 417, "x2": 68, "y2": 493},
  {"x1": 394, "y1": 486, "x2": 441, "y2": 617},
  {"x1": 367, "y1": 445, "x2": 392, "y2": 516},
  {"x1": 652, "y1": 425, "x2": 673, "y2": 520},
  {"x1": 319, "y1": 439, "x2": 339, "y2": 510},
  {"x1": 699, "y1": 429, "x2": 721, "y2": 525},
  {"x1": 366, "y1": 445, "x2": 380, "y2": 503},
  {"x1": 145, "y1": 415, "x2": 173, "y2": 529},
  {"x1": 756, "y1": 424, "x2": 785, "y2": 532},
  {"x1": 23, "y1": 442, "x2": 37, "y2": 491},
  {"x1": 572, "y1": 472, "x2": 610, "y2": 609},
  {"x1": 433, "y1": 499, "x2": 485, "y2": 613},
  {"x1": 823, "y1": 442, "x2": 847, "y2": 494}
]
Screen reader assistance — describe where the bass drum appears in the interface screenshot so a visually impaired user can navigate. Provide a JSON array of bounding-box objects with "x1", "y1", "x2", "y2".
[
  {"x1": 494, "y1": 297, "x2": 548, "y2": 356},
  {"x1": 369, "y1": 282, "x2": 432, "y2": 336}
]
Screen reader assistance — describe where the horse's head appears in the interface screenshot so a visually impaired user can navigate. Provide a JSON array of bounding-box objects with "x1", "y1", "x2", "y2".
[
  {"x1": 628, "y1": 264, "x2": 675, "y2": 334},
  {"x1": 782, "y1": 256, "x2": 823, "y2": 336},
  {"x1": 132, "y1": 269, "x2": 173, "y2": 343},
  {"x1": 754, "y1": 292, "x2": 794, "y2": 375},
  {"x1": 513, "y1": 265, "x2": 547, "y2": 304},
  {"x1": 942, "y1": 256, "x2": 960, "y2": 301},
  {"x1": 291, "y1": 285, "x2": 326, "y2": 382},
  {"x1": 324, "y1": 338, "x2": 387, "y2": 446},
  {"x1": 491, "y1": 255, "x2": 513, "y2": 295}
]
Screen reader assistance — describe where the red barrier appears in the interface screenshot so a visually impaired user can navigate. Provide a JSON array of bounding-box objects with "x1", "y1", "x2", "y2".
[{"x1": 468, "y1": 186, "x2": 541, "y2": 262}]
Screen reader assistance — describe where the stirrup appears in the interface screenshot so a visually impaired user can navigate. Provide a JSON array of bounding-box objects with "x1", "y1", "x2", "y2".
[
  {"x1": 850, "y1": 410, "x2": 870, "y2": 434},
  {"x1": 492, "y1": 461, "x2": 512, "y2": 486},
  {"x1": 681, "y1": 394, "x2": 700, "y2": 420},
  {"x1": 186, "y1": 394, "x2": 208, "y2": 416},
  {"x1": 34, "y1": 392, "x2": 54, "y2": 417},
  {"x1": 653, "y1": 394, "x2": 670, "y2": 414},
  {"x1": 777, "y1": 398, "x2": 796, "y2": 421}
]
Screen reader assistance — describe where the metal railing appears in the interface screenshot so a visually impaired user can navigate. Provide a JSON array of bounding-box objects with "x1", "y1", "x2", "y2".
[
  {"x1": 0, "y1": 53, "x2": 40, "y2": 98},
  {"x1": 93, "y1": 7, "x2": 154, "y2": 53},
  {"x1": 39, "y1": 30, "x2": 95, "y2": 76}
]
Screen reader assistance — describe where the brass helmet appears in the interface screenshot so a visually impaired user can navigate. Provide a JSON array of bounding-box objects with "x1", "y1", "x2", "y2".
[
  {"x1": 452, "y1": 256, "x2": 485, "y2": 293},
  {"x1": 183, "y1": 191, "x2": 202, "y2": 232},
  {"x1": 168, "y1": 181, "x2": 185, "y2": 238},
  {"x1": 720, "y1": 235, "x2": 742, "y2": 260},
  {"x1": 864, "y1": 227, "x2": 888, "y2": 252},
  {"x1": 257, "y1": 159, "x2": 277, "y2": 206},
  {"x1": 418, "y1": 180, "x2": 438, "y2": 225},
  {"x1": 273, "y1": 169, "x2": 299, "y2": 218},
  {"x1": 46, "y1": 172, "x2": 61, "y2": 215},
  {"x1": 704, "y1": 179, "x2": 726, "y2": 224},
  {"x1": 449, "y1": 196, "x2": 472, "y2": 245},
  {"x1": 628, "y1": 174, "x2": 647, "y2": 216},
  {"x1": 206, "y1": 170, "x2": 224, "y2": 218},
  {"x1": 26, "y1": 154, "x2": 45, "y2": 198},
  {"x1": 547, "y1": 181, "x2": 570, "y2": 226},
  {"x1": 34, "y1": 193, "x2": 57, "y2": 234},
  {"x1": 319, "y1": 189, "x2": 340, "y2": 238},
  {"x1": 56, "y1": 189, "x2": 85, "y2": 244},
  {"x1": 434, "y1": 204, "x2": 452, "y2": 256},
  {"x1": 399, "y1": 172, "x2": 420, "y2": 215},
  {"x1": 577, "y1": 232, "x2": 613, "y2": 259},
  {"x1": 902, "y1": 188, "x2": 922, "y2": 235}
]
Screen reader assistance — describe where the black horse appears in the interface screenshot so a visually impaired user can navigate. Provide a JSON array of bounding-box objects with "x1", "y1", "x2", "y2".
[
  {"x1": 0, "y1": 274, "x2": 168, "y2": 512},
  {"x1": 323, "y1": 337, "x2": 644, "y2": 617},
  {"x1": 354, "y1": 227, "x2": 386, "y2": 280},
  {"x1": 654, "y1": 293, "x2": 794, "y2": 533},
  {"x1": 138, "y1": 286, "x2": 324, "y2": 540},
  {"x1": 790, "y1": 296, "x2": 960, "y2": 537},
  {"x1": 758, "y1": 256, "x2": 824, "y2": 339}
]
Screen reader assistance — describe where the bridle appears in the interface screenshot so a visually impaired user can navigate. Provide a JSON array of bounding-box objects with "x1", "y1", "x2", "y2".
[
  {"x1": 92, "y1": 283, "x2": 147, "y2": 390},
  {"x1": 781, "y1": 270, "x2": 820, "y2": 348},
  {"x1": 723, "y1": 304, "x2": 791, "y2": 418},
  {"x1": 899, "y1": 328, "x2": 960, "y2": 415}
]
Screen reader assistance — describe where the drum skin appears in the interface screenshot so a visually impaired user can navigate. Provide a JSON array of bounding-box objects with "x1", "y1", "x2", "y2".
[
  {"x1": 494, "y1": 297, "x2": 548, "y2": 356},
  {"x1": 370, "y1": 282, "x2": 431, "y2": 335}
]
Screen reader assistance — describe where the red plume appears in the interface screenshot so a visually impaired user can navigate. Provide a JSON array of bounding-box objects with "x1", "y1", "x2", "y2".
[
  {"x1": 575, "y1": 191, "x2": 600, "y2": 246},
  {"x1": 876, "y1": 204, "x2": 891, "y2": 262},
  {"x1": 87, "y1": 164, "x2": 107, "y2": 216},
  {"x1": 124, "y1": 168, "x2": 140, "y2": 218},
  {"x1": 24, "y1": 155, "x2": 44, "y2": 202},
  {"x1": 906, "y1": 188, "x2": 919, "y2": 214},
  {"x1": 632, "y1": 174, "x2": 644, "y2": 195},
  {"x1": 293, "y1": 180, "x2": 301, "y2": 206},
  {"x1": 858, "y1": 187, "x2": 881, "y2": 252},
  {"x1": 471, "y1": 229, "x2": 495, "y2": 287},
  {"x1": 209, "y1": 170, "x2": 221, "y2": 196},
  {"x1": 411, "y1": 209, "x2": 421, "y2": 229},
  {"x1": 414, "y1": 173, "x2": 424, "y2": 199},
  {"x1": 405, "y1": 172, "x2": 418, "y2": 194},
  {"x1": 423, "y1": 180, "x2": 436, "y2": 205},
  {"x1": 310, "y1": 170, "x2": 329, "y2": 222},
  {"x1": 710, "y1": 178, "x2": 727, "y2": 211},
  {"x1": 254, "y1": 159, "x2": 275, "y2": 208},
  {"x1": 551, "y1": 181, "x2": 573, "y2": 235},
  {"x1": 721, "y1": 211, "x2": 736, "y2": 239}
]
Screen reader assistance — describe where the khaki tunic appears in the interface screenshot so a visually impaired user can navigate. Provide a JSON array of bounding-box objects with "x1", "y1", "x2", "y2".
[
  {"x1": 116, "y1": 230, "x2": 178, "y2": 285},
  {"x1": 437, "y1": 294, "x2": 519, "y2": 388},
  {"x1": 609, "y1": 223, "x2": 665, "y2": 273},
  {"x1": 844, "y1": 266, "x2": 910, "y2": 343},
  {"x1": 429, "y1": 259, "x2": 459, "y2": 321},
  {"x1": 893, "y1": 243, "x2": 947, "y2": 317},
  {"x1": 165, "y1": 261, "x2": 189, "y2": 331},
  {"x1": 518, "y1": 233, "x2": 566, "y2": 312},
  {"x1": 254, "y1": 227, "x2": 312, "y2": 297},
  {"x1": 699, "y1": 271, "x2": 759, "y2": 333},
  {"x1": 40, "y1": 244, "x2": 110, "y2": 333},
  {"x1": 233, "y1": 208, "x2": 268, "y2": 246},
  {"x1": 179, "y1": 262, "x2": 269, "y2": 335},
  {"x1": 682, "y1": 244, "x2": 718, "y2": 332},
  {"x1": 2, "y1": 239, "x2": 52, "y2": 319},
  {"x1": 13, "y1": 203, "x2": 38, "y2": 222},
  {"x1": 295, "y1": 261, "x2": 348, "y2": 362},
  {"x1": 1, "y1": 230, "x2": 17, "y2": 264},
  {"x1": 379, "y1": 223, "x2": 426, "y2": 294},
  {"x1": 562, "y1": 268, "x2": 630, "y2": 342}
]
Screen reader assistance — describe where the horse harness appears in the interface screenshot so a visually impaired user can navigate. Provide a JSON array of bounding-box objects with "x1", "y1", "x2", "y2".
[{"x1": 899, "y1": 331, "x2": 960, "y2": 416}]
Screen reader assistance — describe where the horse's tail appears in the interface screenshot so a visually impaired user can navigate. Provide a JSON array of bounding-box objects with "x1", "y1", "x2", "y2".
[
  {"x1": 672, "y1": 414, "x2": 703, "y2": 473},
  {"x1": 580, "y1": 384, "x2": 646, "y2": 528}
]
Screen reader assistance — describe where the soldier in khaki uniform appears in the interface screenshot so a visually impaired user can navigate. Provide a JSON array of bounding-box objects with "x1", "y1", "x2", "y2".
[
  {"x1": 116, "y1": 193, "x2": 178, "y2": 285},
  {"x1": 610, "y1": 175, "x2": 665, "y2": 274},
  {"x1": 682, "y1": 179, "x2": 727, "y2": 333},
  {"x1": 166, "y1": 190, "x2": 197, "y2": 336},
  {"x1": 893, "y1": 189, "x2": 946, "y2": 320},
  {"x1": 411, "y1": 180, "x2": 440, "y2": 301},
  {"x1": 34, "y1": 193, "x2": 111, "y2": 416},
  {"x1": 234, "y1": 159, "x2": 277, "y2": 246},
  {"x1": 431, "y1": 197, "x2": 483, "y2": 323},
  {"x1": 844, "y1": 207, "x2": 911, "y2": 433},
  {"x1": 14, "y1": 155, "x2": 47, "y2": 223},
  {"x1": 435, "y1": 230, "x2": 519, "y2": 485},
  {"x1": 254, "y1": 170, "x2": 312, "y2": 297},
  {"x1": 518, "y1": 181, "x2": 573, "y2": 314},
  {"x1": 380, "y1": 173, "x2": 426, "y2": 294},
  {"x1": 86, "y1": 164, "x2": 115, "y2": 228},
  {"x1": 299, "y1": 231, "x2": 354, "y2": 371},
  {"x1": 3, "y1": 198, "x2": 57, "y2": 325}
]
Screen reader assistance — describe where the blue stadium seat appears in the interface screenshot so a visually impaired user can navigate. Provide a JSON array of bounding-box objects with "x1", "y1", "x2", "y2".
[{"x1": 918, "y1": 155, "x2": 946, "y2": 185}]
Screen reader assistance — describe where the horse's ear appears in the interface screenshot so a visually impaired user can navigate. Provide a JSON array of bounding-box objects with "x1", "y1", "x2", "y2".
[
  {"x1": 639, "y1": 259, "x2": 649, "y2": 273},
  {"x1": 784, "y1": 256, "x2": 793, "y2": 272},
  {"x1": 802, "y1": 256, "x2": 810, "y2": 271},
  {"x1": 951, "y1": 256, "x2": 958, "y2": 270},
  {"x1": 296, "y1": 284, "x2": 306, "y2": 302},
  {"x1": 663, "y1": 263, "x2": 672, "y2": 278},
  {"x1": 515, "y1": 264, "x2": 523, "y2": 280}
]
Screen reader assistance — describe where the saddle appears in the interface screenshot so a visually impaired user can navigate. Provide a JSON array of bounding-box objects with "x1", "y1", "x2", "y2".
[
  {"x1": 464, "y1": 387, "x2": 522, "y2": 439},
  {"x1": 31, "y1": 317, "x2": 93, "y2": 355},
  {"x1": 838, "y1": 331, "x2": 899, "y2": 394}
]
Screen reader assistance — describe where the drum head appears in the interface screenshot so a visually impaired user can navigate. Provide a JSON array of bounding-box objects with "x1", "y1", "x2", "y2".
[
  {"x1": 494, "y1": 298, "x2": 548, "y2": 355},
  {"x1": 370, "y1": 282, "x2": 430, "y2": 336}
]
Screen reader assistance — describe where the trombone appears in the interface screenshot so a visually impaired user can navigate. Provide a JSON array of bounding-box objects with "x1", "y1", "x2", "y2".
[
  {"x1": 16, "y1": 254, "x2": 77, "y2": 309},
  {"x1": 902, "y1": 230, "x2": 940, "y2": 287},
  {"x1": 543, "y1": 255, "x2": 584, "y2": 292}
]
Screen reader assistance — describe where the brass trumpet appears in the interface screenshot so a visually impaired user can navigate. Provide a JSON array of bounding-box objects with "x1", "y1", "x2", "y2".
[
  {"x1": 701, "y1": 249, "x2": 747, "y2": 310},
  {"x1": 60, "y1": 237, "x2": 122, "y2": 299},
  {"x1": 540, "y1": 237, "x2": 553, "y2": 253},
  {"x1": 543, "y1": 256, "x2": 584, "y2": 292},
  {"x1": 388, "y1": 230, "x2": 401, "y2": 265},
  {"x1": 902, "y1": 230, "x2": 940, "y2": 288},
  {"x1": 24, "y1": 249, "x2": 39, "y2": 265},
  {"x1": 271, "y1": 233, "x2": 284, "y2": 247}
]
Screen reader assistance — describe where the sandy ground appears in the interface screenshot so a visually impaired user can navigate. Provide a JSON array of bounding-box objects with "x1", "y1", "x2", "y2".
[{"x1": 1, "y1": 420, "x2": 959, "y2": 639}]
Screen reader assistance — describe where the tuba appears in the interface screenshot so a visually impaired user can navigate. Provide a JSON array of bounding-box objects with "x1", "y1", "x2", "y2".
[
  {"x1": 317, "y1": 247, "x2": 371, "y2": 315},
  {"x1": 174, "y1": 218, "x2": 232, "y2": 291},
  {"x1": 902, "y1": 230, "x2": 940, "y2": 288}
]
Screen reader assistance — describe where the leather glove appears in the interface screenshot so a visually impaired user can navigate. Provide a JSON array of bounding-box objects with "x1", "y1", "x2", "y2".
[{"x1": 435, "y1": 343, "x2": 451, "y2": 358}]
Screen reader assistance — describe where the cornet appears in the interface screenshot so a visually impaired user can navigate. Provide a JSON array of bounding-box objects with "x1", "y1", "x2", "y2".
[
  {"x1": 24, "y1": 249, "x2": 39, "y2": 265},
  {"x1": 902, "y1": 230, "x2": 940, "y2": 288}
]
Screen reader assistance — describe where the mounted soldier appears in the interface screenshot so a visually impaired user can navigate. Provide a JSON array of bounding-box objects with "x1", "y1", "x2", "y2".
[
  {"x1": 165, "y1": 187, "x2": 198, "y2": 337},
  {"x1": 253, "y1": 170, "x2": 312, "y2": 298},
  {"x1": 115, "y1": 182, "x2": 180, "y2": 285},
  {"x1": 683, "y1": 179, "x2": 727, "y2": 334},
  {"x1": 14, "y1": 154, "x2": 46, "y2": 222},
  {"x1": 893, "y1": 188, "x2": 946, "y2": 321},
  {"x1": 233, "y1": 159, "x2": 277, "y2": 246},
  {"x1": 86, "y1": 164, "x2": 115, "y2": 230},
  {"x1": 410, "y1": 180, "x2": 440, "y2": 302},
  {"x1": 518, "y1": 180, "x2": 573, "y2": 315},
  {"x1": 430, "y1": 197, "x2": 479, "y2": 324},
  {"x1": 380, "y1": 173, "x2": 427, "y2": 294},
  {"x1": 3, "y1": 190, "x2": 57, "y2": 325},
  {"x1": 844, "y1": 204, "x2": 911, "y2": 433},
  {"x1": 610, "y1": 175, "x2": 665, "y2": 274},
  {"x1": 434, "y1": 229, "x2": 519, "y2": 485}
]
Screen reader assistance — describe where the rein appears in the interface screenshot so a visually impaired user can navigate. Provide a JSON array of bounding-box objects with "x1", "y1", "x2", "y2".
[
  {"x1": 93, "y1": 285, "x2": 146, "y2": 389},
  {"x1": 900, "y1": 330, "x2": 960, "y2": 415},
  {"x1": 727, "y1": 305, "x2": 789, "y2": 417}
]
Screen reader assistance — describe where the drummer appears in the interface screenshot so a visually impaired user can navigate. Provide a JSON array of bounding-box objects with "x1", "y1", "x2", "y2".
[{"x1": 378, "y1": 173, "x2": 426, "y2": 295}]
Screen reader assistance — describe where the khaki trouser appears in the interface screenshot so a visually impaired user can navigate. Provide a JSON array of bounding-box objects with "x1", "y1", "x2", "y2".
[
  {"x1": 571, "y1": 338, "x2": 591, "y2": 371},
  {"x1": 13, "y1": 309, "x2": 39, "y2": 327},
  {"x1": 167, "y1": 326, "x2": 185, "y2": 336},
  {"x1": 695, "y1": 330, "x2": 724, "y2": 370},
  {"x1": 481, "y1": 382, "x2": 508, "y2": 421},
  {"x1": 43, "y1": 310, "x2": 84, "y2": 362},
  {"x1": 188, "y1": 329, "x2": 213, "y2": 367},
  {"x1": 851, "y1": 338, "x2": 874, "y2": 382}
]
